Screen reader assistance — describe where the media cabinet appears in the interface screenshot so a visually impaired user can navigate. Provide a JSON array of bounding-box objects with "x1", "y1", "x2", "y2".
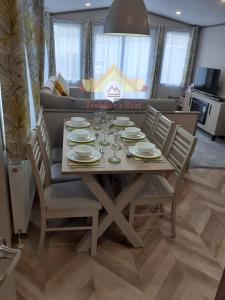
[{"x1": 182, "y1": 90, "x2": 225, "y2": 141}]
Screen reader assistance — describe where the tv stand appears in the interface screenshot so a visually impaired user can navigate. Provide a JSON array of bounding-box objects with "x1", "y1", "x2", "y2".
[{"x1": 184, "y1": 90, "x2": 225, "y2": 140}]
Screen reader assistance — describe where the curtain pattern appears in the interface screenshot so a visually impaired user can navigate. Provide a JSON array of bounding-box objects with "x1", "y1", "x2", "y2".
[
  {"x1": 82, "y1": 19, "x2": 93, "y2": 99},
  {"x1": 151, "y1": 25, "x2": 165, "y2": 98},
  {"x1": 44, "y1": 12, "x2": 56, "y2": 77},
  {"x1": 0, "y1": 0, "x2": 44, "y2": 159},
  {"x1": 182, "y1": 27, "x2": 199, "y2": 87},
  {"x1": 20, "y1": 0, "x2": 45, "y2": 113},
  {"x1": 0, "y1": 0, "x2": 30, "y2": 159}
]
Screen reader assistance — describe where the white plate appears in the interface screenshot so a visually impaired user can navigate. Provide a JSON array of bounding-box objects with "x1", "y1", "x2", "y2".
[
  {"x1": 67, "y1": 149, "x2": 101, "y2": 163},
  {"x1": 113, "y1": 120, "x2": 135, "y2": 127},
  {"x1": 67, "y1": 132, "x2": 95, "y2": 143},
  {"x1": 129, "y1": 146, "x2": 161, "y2": 159},
  {"x1": 122, "y1": 132, "x2": 146, "y2": 140},
  {"x1": 65, "y1": 120, "x2": 90, "y2": 128}
]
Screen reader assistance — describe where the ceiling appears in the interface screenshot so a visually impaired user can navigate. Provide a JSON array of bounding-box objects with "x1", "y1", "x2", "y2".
[{"x1": 44, "y1": 0, "x2": 225, "y2": 27}]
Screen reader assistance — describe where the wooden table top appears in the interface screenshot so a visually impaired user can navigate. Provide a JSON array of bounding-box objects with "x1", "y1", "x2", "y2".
[{"x1": 61, "y1": 122, "x2": 175, "y2": 175}]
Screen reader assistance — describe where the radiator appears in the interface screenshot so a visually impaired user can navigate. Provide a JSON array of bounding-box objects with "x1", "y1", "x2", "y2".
[{"x1": 8, "y1": 160, "x2": 36, "y2": 234}]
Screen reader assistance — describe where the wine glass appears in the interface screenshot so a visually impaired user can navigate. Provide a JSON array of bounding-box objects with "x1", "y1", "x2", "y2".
[
  {"x1": 108, "y1": 142, "x2": 121, "y2": 164},
  {"x1": 99, "y1": 122, "x2": 110, "y2": 146},
  {"x1": 108, "y1": 132, "x2": 122, "y2": 164},
  {"x1": 94, "y1": 112, "x2": 102, "y2": 130}
]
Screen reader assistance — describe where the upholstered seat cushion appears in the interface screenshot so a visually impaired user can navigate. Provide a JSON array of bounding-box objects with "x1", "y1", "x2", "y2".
[
  {"x1": 51, "y1": 162, "x2": 81, "y2": 183},
  {"x1": 51, "y1": 147, "x2": 62, "y2": 163},
  {"x1": 45, "y1": 181, "x2": 102, "y2": 211},
  {"x1": 135, "y1": 175, "x2": 174, "y2": 204}
]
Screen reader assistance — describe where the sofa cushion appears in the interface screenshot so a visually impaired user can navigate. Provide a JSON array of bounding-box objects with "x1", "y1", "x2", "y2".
[
  {"x1": 40, "y1": 92, "x2": 114, "y2": 110},
  {"x1": 57, "y1": 73, "x2": 70, "y2": 96}
]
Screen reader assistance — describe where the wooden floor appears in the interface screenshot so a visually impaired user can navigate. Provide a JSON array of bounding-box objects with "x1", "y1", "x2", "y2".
[{"x1": 16, "y1": 168, "x2": 225, "y2": 300}]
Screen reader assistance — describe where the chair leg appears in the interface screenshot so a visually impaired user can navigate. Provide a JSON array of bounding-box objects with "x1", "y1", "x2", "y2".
[
  {"x1": 38, "y1": 217, "x2": 46, "y2": 256},
  {"x1": 129, "y1": 202, "x2": 136, "y2": 226},
  {"x1": 171, "y1": 200, "x2": 176, "y2": 238},
  {"x1": 91, "y1": 211, "x2": 98, "y2": 256}
]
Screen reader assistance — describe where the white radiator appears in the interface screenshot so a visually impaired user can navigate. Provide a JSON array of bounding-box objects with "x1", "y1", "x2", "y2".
[{"x1": 8, "y1": 160, "x2": 36, "y2": 234}]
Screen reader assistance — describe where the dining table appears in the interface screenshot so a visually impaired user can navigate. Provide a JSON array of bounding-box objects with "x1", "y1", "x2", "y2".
[{"x1": 61, "y1": 118, "x2": 175, "y2": 253}]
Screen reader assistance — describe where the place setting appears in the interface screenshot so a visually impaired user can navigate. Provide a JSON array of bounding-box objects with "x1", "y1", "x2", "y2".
[
  {"x1": 127, "y1": 142, "x2": 163, "y2": 163},
  {"x1": 66, "y1": 144, "x2": 102, "y2": 167},
  {"x1": 113, "y1": 116, "x2": 135, "y2": 128},
  {"x1": 65, "y1": 117, "x2": 90, "y2": 130},
  {"x1": 67, "y1": 129, "x2": 96, "y2": 146}
]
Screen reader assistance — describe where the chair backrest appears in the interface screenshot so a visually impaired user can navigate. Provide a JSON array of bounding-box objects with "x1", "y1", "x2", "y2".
[
  {"x1": 166, "y1": 125, "x2": 197, "y2": 188},
  {"x1": 37, "y1": 108, "x2": 52, "y2": 162},
  {"x1": 36, "y1": 108, "x2": 52, "y2": 180},
  {"x1": 26, "y1": 130, "x2": 50, "y2": 215},
  {"x1": 142, "y1": 106, "x2": 159, "y2": 139},
  {"x1": 151, "y1": 114, "x2": 174, "y2": 154}
]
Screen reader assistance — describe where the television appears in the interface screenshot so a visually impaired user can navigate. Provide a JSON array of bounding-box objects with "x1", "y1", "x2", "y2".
[{"x1": 194, "y1": 67, "x2": 221, "y2": 96}]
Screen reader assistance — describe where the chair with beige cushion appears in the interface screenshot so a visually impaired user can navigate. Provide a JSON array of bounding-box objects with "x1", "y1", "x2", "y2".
[
  {"x1": 129, "y1": 126, "x2": 197, "y2": 238},
  {"x1": 142, "y1": 106, "x2": 160, "y2": 139},
  {"x1": 26, "y1": 131, "x2": 101, "y2": 256},
  {"x1": 150, "y1": 114, "x2": 174, "y2": 154},
  {"x1": 37, "y1": 108, "x2": 80, "y2": 183}
]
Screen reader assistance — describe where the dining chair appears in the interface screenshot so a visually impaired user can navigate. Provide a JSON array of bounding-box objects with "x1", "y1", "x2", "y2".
[
  {"x1": 150, "y1": 114, "x2": 174, "y2": 154},
  {"x1": 37, "y1": 109, "x2": 80, "y2": 184},
  {"x1": 142, "y1": 106, "x2": 160, "y2": 139},
  {"x1": 37, "y1": 108, "x2": 62, "y2": 164},
  {"x1": 26, "y1": 131, "x2": 101, "y2": 256},
  {"x1": 129, "y1": 125, "x2": 197, "y2": 238}
]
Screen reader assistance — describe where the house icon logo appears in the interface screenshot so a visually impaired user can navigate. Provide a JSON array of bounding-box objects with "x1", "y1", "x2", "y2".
[
  {"x1": 82, "y1": 65, "x2": 148, "y2": 100},
  {"x1": 105, "y1": 81, "x2": 123, "y2": 101}
]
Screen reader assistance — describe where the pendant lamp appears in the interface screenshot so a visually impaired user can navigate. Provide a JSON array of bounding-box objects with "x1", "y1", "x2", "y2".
[{"x1": 104, "y1": 0, "x2": 150, "y2": 36}]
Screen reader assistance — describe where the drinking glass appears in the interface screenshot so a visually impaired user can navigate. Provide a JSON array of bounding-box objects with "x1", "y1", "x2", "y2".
[
  {"x1": 94, "y1": 112, "x2": 102, "y2": 130},
  {"x1": 99, "y1": 123, "x2": 110, "y2": 146},
  {"x1": 106, "y1": 114, "x2": 114, "y2": 127},
  {"x1": 108, "y1": 142, "x2": 121, "y2": 164}
]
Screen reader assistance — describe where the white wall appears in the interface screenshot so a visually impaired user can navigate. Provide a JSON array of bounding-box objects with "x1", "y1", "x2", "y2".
[
  {"x1": 53, "y1": 9, "x2": 192, "y2": 99},
  {"x1": 194, "y1": 25, "x2": 225, "y2": 98}
]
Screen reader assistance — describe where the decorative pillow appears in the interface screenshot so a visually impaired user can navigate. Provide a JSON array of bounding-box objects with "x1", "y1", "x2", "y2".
[
  {"x1": 57, "y1": 73, "x2": 70, "y2": 96},
  {"x1": 54, "y1": 80, "x2": 68, "y2": 96}
]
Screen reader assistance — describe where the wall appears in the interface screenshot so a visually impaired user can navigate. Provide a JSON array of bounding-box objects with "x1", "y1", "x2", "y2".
[
  {"x1": 194, "y1": 25, "x2": 225, "y2": 98},
  {"x1": 52, "y1": 9, "x2": 192, "y2": 99}
]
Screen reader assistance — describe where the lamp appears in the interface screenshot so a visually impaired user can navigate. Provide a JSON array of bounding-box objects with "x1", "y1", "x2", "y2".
[{"x1": 104, "y1": 0, "x2": 150, "y2": 36}]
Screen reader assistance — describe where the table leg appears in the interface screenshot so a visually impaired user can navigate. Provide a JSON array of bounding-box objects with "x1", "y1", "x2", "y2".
[{"x1": 76, "y1": 173, "x2": 147, "y2": 252}]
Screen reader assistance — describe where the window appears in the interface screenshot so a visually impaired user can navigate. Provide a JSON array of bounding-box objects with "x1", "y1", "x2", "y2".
[
  {"x1": 93, "y1": 24, "x2": 155, "y2": 99},
  {"x1": 54, "y1": 21, "x2": 82, "y2": 83},
  {"x1": 160, "y1": 31, "x2": 191, "y2": 86}
]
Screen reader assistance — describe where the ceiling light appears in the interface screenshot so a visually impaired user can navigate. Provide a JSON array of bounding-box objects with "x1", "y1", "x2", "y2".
[
  {"x1": 85, "y1": 2, "x2": 91, "y2": 7},
  {"x1": 176, "y1": 11, "x2": 182, "y2": 15},
  {"x1": 104, "y1": 0, "x2": 150, "y2": 36}
]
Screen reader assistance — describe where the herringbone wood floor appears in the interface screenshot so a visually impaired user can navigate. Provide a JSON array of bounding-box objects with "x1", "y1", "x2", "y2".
[{"x1": 16, "y1": 168, "x2": 225, "y2": 300}]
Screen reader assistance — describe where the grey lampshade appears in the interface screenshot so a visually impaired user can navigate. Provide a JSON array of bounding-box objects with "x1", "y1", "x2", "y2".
[{"x1": 104, "y1": 0, "x2": 150, "y2": 36}]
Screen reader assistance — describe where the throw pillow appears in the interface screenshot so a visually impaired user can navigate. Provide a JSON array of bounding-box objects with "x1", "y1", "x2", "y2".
[
  {"x1": 58, "y1": 73, "x2": 70, "y2": 96},
  {"x1": 54, "y1": 80, "x2": 67, "y2": 96}
]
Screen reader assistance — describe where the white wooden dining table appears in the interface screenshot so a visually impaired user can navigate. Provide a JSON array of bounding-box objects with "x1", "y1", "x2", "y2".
[{"x1": 61, "y1": 120, "x2": 175, "y2": 252}]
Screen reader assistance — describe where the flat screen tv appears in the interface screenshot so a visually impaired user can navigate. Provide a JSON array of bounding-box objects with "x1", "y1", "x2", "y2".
[{"x1": 194, "y1": 67, "x2": 221, "y2": 96}]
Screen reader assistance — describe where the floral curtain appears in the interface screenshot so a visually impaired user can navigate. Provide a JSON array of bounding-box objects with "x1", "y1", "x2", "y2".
[
  {"x1": 0, "y1": 0, "x2": 44, "y2": 159},
  {"x1": 44, "y1": 12, "x2": 56, "y2": 77},
  {"x1": 82, "y1": 19, "x2": 93, "y2": 99},
  {"x1": 20, "y1": 0, "x2": 45, "y2": 113},
  {"x1": 150, "y1": 25, "x2": 165, "y2": 98}
]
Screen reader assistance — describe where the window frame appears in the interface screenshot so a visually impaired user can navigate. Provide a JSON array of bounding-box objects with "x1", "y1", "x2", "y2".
[
  {"x1": 92, "y1": 22, "x2": 156, "y2": 99},
  {"x1": 159, "y1": 29, "x2": 192, "y2": 87},
  {"x1": 53, "y1": 19, "x2": 84, "y2": 85}
]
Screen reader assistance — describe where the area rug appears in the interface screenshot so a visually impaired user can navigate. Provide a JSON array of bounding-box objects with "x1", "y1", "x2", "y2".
[{"x1": 190, "y1": 129, "x2": 225, "y2": 168}]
